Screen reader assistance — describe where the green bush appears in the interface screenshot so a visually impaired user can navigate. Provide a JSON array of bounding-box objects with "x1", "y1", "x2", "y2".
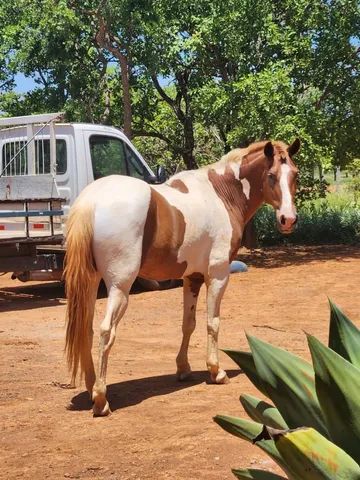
[{"x1": 254, "y1": 200, "x2": 360, "y2": 246}]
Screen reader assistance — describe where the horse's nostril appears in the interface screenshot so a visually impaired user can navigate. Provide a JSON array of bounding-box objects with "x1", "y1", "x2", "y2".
[
  {"x1": 293, "y1": 215, "x2": 298, "y2": 225},
  {"x1": 280, "y1": 215, "x2": 286, "y2": 225}
]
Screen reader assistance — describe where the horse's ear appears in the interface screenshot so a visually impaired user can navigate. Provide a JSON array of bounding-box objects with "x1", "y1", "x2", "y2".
[
  {"x1": 264, "y1": 142, "x2": 274, "y2": 165},
  {"x1": 288, "y1": 138, "x2": 301, "y2": 156}
]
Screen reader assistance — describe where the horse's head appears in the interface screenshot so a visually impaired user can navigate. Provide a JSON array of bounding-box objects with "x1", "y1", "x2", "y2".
[{"x1": 262, "y1": 138, "x2": 300, "y2": 234}]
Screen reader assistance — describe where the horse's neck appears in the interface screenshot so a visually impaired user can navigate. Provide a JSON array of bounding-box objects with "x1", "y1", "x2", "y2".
[
  {"x1": 240, "y1": 157, "x2": 267, "y2": 221},
  {"x1": 166, "y1": 155, "x2": 265, "y2": 224},
  {"x1": 206, "y1": 156, "x2": 265, "y2": 225}
]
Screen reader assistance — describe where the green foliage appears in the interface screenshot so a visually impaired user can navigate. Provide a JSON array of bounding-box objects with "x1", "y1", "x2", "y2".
[
  {"x1": 246, "y1": 335, "x2": 328, "y2": 435},
  {"x1": 240, "y1": 394, "x2": 287, "y2": 430},
  {"x1": 215, "y1": 301, "x2": 360, "y2": 478},
  {"x1": 0, "y1": 0, "x2": 359, "y2": 192},
  {"x1": 348, "y1": 159, "x2": 360, "y2": 177},
  {"x1": 347, "y1": 177, "x2": 360, "y2": 204},
  {"x1": 308, "y1": 334, "x2": 360, "y2": 462},
  {"x1": 254, "y1": 199, "x2": 360, "y2": 246},
  {"x1": 328, "y1": 301, "x2": 360, "y2": 368},
  {"x1": 232, "y1": 470, "x2": 286, "y2": 480}
]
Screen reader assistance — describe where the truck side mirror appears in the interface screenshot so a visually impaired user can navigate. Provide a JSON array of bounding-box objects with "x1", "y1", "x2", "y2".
[{"x1": 156, "y1": 165, "x2": 166, "y2": 183}]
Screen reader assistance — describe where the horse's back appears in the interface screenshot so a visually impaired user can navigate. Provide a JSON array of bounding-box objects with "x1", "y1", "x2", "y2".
[{"x1": 77, "y1": 174, "x2": 151, "y2": 208}]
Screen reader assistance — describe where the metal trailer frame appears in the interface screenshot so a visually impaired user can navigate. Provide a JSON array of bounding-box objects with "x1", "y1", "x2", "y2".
[{"x1": 0, "y1": 114, "x2": 66, "y2": 276}]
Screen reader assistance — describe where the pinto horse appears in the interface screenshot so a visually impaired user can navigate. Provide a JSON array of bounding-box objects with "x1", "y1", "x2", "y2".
[{"x1": 65, "y1": 138, "x2": 300, "y2": 416}]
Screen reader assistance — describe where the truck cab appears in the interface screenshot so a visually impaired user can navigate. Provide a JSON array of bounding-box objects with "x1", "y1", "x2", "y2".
[
  {"x1": 0, "y1": 117, "x2": 158, "y2": 215},
  {"x1": 0, "y1": 113, "x2": 163, "y2": 280},
  {"x1": 50, "y1": 123, "x2": 158, "y2": 213}
]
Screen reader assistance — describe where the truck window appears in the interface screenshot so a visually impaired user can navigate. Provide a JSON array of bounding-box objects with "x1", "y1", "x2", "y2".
[
  {"x1": 1, "y1": 139, "x2": 67, "y2": 176},
  {"x1": 90, "y1": 135, "x2": 127, "y2": 179},
  {"x1": 125, "y1": 144, "x2": 148, "y2": 180}
]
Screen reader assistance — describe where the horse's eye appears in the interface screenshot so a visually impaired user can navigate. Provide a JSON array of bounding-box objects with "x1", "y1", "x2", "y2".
[{"x1": 268, "y1": 172, "x2": 276, "y2": 187}]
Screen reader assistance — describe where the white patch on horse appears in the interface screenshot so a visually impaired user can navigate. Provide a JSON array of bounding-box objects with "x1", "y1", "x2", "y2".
[
  {"x1": 241, "y1": 179, "x2": 250, "y2": 200},
  {"x1": 153, "y1": 170, "x2": 233, "y2": 276},
  {"x1": 230, "y1": 162, "x2": 240, "y2": 180},
  {"x1": 279, "y1": 164, "x2": 293, "y2": 216},
  {"x1": 215, "y1": 164, "x2": 226, "y2": 175}
]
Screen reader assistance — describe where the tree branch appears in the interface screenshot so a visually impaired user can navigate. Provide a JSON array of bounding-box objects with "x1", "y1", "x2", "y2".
[
  {"x1": 0, "y1": 78, "x2": 13, "y2": 90},
  {"x1": 151, "y1": 74, "x2": 176, "y2": 107},
  {"x1": 315, "y1": 47, "x2": 360, "y2": 110},
  {"x1": 36, "y1": 69, "x2": 50, "y2": 88},
  {"x1": 132, "y1": 129, "x2": 183, "y2": 154}
]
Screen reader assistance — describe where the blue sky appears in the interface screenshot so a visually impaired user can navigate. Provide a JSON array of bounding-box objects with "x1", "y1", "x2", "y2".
[
  {"x1": 13, "y1": 71, "x2": 172, "y2": 94},
  {"x1": 14, "y1": 73, "x2": 38, "y2": 93}
]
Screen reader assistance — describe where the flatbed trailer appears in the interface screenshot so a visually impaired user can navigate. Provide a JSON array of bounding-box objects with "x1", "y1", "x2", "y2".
[{"x1": 0, "y1": 173, "x2": 65, "y2": 280}]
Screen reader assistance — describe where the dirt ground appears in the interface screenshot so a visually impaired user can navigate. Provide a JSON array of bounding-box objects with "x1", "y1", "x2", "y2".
[{"x1": 0, "y1": 245, "x2": 359, "y2": 480}]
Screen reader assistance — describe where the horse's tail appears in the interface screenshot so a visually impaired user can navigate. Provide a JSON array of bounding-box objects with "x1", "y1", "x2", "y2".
[{"x1": 64, "y1": 201, "x2": 97, "y2": 385}]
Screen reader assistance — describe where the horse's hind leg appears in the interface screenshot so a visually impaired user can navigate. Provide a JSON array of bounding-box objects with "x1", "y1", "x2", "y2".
[
  {"x1": 176, "y1": 275, "x2": 203, "y2": 380},
  {"x1": 83, "y1": 277, "x2": 100, "y2": 394},
  {"x1": 92, "y1": 285, "x2": 130, "y2": 416}
]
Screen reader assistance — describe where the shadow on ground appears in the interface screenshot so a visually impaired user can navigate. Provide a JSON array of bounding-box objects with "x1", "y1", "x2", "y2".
[
  {"x1": 0, "y1": 278, "x2": 182, "y2": 312},
  {"x1": 238, "y1": 244, "x2": 360, "y2": 269},
  {"x1": 0, "y1": 281, "x2": 65, "y2": 311},
  {"x1": 1, "y1": 245, "x2": 358, "y2": 311},
  {"x1": 68, "y1": 369, "x2": 241, "y2": 413}
]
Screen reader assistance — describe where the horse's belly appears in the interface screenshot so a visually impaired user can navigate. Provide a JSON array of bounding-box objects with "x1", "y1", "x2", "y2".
[{"x1": 139, "y1": 254, "x2": 187, "y2": 280}]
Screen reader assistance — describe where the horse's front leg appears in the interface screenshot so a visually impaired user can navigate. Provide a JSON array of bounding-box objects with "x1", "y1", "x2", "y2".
[
  {"x1": 206, "y1": 266, "x2": 230, "y2": 384},
  {"x1": 176, "y1": 275, "x2": 204, "y2": 380}
]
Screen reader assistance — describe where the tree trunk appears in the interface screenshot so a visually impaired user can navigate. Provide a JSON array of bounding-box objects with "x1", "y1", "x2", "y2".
[
  {"x1": 95, "y1": 15, "x2": 132, "y2": 138},
  {"x1": 118, "y1": 53, "x2": 132, "y2": 139},
  {"x1": 183, "y1": 116, "x2": 197, "y2": 170},
  {"x1": 151, "y1": 73, "x2": 197, "y2": 170}
]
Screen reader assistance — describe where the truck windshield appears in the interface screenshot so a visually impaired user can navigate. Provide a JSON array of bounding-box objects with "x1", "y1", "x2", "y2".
[{"x1": 125, "y1": 144, "x2": 149, "y2": 179}]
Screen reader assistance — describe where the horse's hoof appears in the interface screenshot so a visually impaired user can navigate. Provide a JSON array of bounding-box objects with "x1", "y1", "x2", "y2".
[
  {"x1": 92, "y1": 400, "x2": 111, "y2": 417},
  {"x1": 211, "y1": 369, "x2": 230, "y2": 384},
  {"x1": 176, "y1": 369, "x2": 192, "y2": 381}
]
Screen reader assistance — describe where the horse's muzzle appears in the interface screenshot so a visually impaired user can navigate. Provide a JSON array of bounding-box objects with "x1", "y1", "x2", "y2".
[{"x1": 277, "y1": 213, "x2": 298, "y2": 234}]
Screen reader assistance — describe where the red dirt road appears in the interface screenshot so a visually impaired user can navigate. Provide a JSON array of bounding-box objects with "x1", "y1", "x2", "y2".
[{"x1": 1, "y1": 245, "x2": 359, "y2": 480}]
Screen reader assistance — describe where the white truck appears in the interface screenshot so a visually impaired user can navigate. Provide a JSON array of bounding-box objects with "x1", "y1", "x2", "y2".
[{"x1": 0, "y1": 112, "x2": 165, "y2": 282}]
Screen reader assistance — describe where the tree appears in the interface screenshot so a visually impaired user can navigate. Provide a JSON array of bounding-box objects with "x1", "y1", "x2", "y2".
[
  {"x1": 1, "y1": 0, "x2": 359, "y2": 185},
  {"x1": 0, "y1": 0, "x2": 113, "y2": 121}
]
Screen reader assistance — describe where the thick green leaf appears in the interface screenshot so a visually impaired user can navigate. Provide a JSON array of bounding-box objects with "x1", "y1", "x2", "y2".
[
  {"x1": 247, "y1": 335, "x2": 328, "y2": 436},
  {"x1": 213, "y1": 415, "x2": 300, "y2": 480},
  {"x1": 240, "y1": 394, "x2": 288, "y2": 429},
  {"x1": 222, "y1": 349, "x2": 268, "y2": 396},
  {"x1": 232, "y1": 468, "x2": 287, "y2": 479},
  {"x1": 328, "y1": 300, "x2": 360, "y2": 368},
  {"x1": 308, "y1": 334, "x2": 360, "y2": 463},
  {"x1": 274, "y1": 427, "x2": 360, "y2": 479}
]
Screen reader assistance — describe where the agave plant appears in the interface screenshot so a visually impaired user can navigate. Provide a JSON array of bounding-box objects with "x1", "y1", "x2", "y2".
[{"x1": 214, "y1": 300, "x2": 360, "y2": 479}]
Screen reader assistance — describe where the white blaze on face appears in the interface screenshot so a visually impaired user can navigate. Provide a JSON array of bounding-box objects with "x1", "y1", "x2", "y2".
[
  {"x1": 279, "y1": 164, "x2": 295, "y2": 217},
  {"x1": 241, "y1": 179, "x2": 250, "y2": 200}
]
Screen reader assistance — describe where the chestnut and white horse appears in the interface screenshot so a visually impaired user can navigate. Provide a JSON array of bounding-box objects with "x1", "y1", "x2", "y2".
[{"x1": 65, "y1": 139, "x2": 300, "y2": 416}]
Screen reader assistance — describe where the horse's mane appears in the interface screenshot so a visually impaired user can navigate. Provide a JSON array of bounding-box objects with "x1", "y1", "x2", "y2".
[{"x1": 210, "y1": 140, "x2": 289, "y2": 169}]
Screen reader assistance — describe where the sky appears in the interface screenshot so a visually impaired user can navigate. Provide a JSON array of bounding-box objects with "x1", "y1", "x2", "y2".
[
  {"x1": 14, "y1": 73, "x2": 38, "y2": 93},
  {"x1": 13, "y1": 70, "x2": 172, "y2": 94}
]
